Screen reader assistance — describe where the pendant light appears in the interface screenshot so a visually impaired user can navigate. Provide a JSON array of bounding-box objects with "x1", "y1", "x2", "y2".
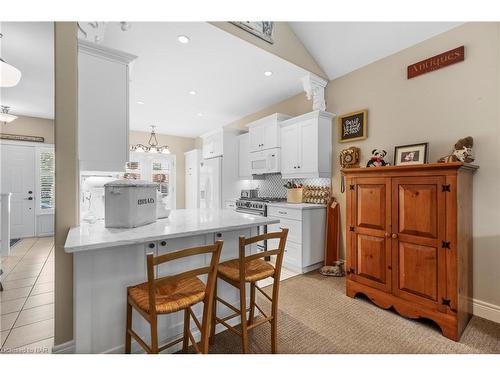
[
  {"x1": 0, "y1": 33, "x2": 22, "y2": 87},
  {"x1": 130, "y1": 126, "x2": 170, "y2": 154},
  {"x1": 0, "y1": 106, "x2": 18, "y2": 124}
]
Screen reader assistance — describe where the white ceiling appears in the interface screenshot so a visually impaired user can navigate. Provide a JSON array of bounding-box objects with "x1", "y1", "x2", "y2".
[
  {"x1": 289, "y1": 22, "x2": 463, "y2": 80},
  {"x1": 0, "y1": 22, "x2": 54, "y2": 119},
  {"x1": 100, "y1": 22, "x2": 308, "y2": 138}
]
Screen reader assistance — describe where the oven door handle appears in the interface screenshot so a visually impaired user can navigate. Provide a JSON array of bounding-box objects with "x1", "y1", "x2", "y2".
[{"x1": 235, "y1": 208, "x2": 265, "y2": 216}]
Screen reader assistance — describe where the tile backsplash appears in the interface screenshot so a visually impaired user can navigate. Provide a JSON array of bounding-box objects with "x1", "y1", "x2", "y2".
[{"x1": 240, "y1": 173, "x2": 331, "y2": 198}]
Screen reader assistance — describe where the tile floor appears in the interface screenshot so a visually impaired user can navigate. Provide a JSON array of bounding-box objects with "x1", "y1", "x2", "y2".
[{"x1": 0, "y1": 237, "x2": 54, "y2": 354}]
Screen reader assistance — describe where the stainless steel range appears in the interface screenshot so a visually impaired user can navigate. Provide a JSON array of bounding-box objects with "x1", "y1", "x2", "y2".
[
  {"x1": 235, "y1": 196, "x2": 286, "y2": 256},
  {"x1": 235, "y1": 197, "x2": 286, "y2": 216}
]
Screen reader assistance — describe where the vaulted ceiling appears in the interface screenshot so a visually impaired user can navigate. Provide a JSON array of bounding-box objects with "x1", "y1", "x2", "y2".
[{"x1": 289, "y1": 22, "x2": 462, "y2": 80}]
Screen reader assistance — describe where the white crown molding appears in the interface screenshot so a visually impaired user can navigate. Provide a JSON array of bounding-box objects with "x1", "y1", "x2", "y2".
[
  {"x1": 78, "y1": 39, "x2": 137, "y2": 65},
  {"x1": 301, "y1": 73, "x2": 329, "y2": 111}
]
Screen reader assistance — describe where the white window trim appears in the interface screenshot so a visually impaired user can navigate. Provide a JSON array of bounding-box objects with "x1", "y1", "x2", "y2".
[{"x1": 35, "y1": 145, "x2": 55, "y2": 216}]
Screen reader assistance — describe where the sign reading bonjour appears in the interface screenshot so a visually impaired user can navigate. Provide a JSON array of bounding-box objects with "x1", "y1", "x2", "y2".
[{"x1": 407, "y1": 46, "x2": 465, "y2": 79}]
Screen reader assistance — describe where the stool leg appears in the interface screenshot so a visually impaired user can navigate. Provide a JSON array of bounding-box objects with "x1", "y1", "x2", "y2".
[
  {"x1": 240, "y1": 283, "x2": 249, "y2": 354},
  {"x1": 150, "y1": 316, "x2": 158, "y2": 354},
  {"x1": 125, "y1": 301, "x2": 132, "y2": 354},
  {"x1": 209, "y1": 280, "x2": 217, "y2": 345},
  {"x1": 271, "y1": 283, "x2": 279, "y2": 354},
  {"x1": 182, "y1": 308, "x2": 190, "y2": 353},
  {"x1": 248, "y1": 282, "x2": 255, "y2": 326}
]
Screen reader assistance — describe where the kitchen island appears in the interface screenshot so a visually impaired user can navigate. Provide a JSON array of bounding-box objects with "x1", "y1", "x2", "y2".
[{"x1": 65, "y1": 209, "x2": 279, "y2": 353}]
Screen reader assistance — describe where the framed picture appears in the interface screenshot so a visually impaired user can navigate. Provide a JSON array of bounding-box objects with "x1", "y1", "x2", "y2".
[
  {"x1": 338, "y1": 110, "x2": 367, "y2": 143},
  {"x1": 394, "y1": 143, "x2": 428, "y2": 166},
  {"x1": 230, "y1": 22, "x2": 274, "y2": 44}
]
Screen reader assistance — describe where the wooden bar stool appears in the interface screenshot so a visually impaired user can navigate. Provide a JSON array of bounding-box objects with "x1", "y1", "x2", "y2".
[
  {"x1": 125, "y1": 241, "x2": 223, "y2": 354},
  {"x1": 209, "y1": 228, "x2": 288, "y2": 353}
]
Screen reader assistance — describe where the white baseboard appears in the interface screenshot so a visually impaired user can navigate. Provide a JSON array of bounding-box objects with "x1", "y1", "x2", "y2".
[
  {"x1": 52, "y1": 340, "x2": 75, "y2": 354},
  {"x1": 473, "y1": 298, "x2": 500, "y2": 324}
]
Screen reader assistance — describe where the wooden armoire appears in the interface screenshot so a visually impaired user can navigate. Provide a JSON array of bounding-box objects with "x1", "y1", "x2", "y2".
[{"x1": 342, "y1": 162, "x2": 478, "y2": 341}]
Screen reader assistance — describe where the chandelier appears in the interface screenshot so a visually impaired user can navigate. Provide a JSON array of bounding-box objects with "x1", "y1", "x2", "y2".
[
  {"x1": 0, "y1": 33, "x2": 22, "y2": 88},
  {"x1": 0, "y1": 106, "x2": 18, "y2": 124},
  {"x1": 130, "y1": 125, "x2": 170, "y2": 154}
]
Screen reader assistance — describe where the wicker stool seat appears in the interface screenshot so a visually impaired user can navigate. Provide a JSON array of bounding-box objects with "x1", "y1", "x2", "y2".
[
  {"x1": 125, "y1": 241, "x2": 223, "y2": 354},
  {"x1": 128, "y1": 277, "x2": 206, "y2": 314},
  {"x1": 218, "y1": 258, "x2": 275, "y2": 283}
]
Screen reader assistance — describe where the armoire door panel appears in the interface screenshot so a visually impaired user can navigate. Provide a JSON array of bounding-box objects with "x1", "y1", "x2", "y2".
[
  {"x1": 356, "y1": 182, "x2": 387, "y2": 231},
  {"x1": 356, "y1": 234, "x2": 387, "y2": 284},
  {"x1": 392, "y1": 176, "x2": 446, "y2": 310},
  {"x1": 397, "y1": 183, "x2": 438, "y2": 238},
  {"x1": 398, "y1": 241, "x2": 438, "y2": 301},
  {"x1": 354, "y1": 178, "x2": 390, "y2": 232}
]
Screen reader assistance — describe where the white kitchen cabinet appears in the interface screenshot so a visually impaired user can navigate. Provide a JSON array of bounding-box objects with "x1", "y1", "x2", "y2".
[
  {"x1": 280, "y1": 110, "x2": 335, "y2": 179},
  {"x1": 184, "y1": 149, "x2": 201, "y2": 209},
  {"x1": 267, "y1": 203, "x2": 326, "y2": 274},
  {"x1": 201, "y1": 129, "x2": 223, "y2": 159},
  {"x1": 238, "y1": 133, "x2": 252, "y2": 179},
  {"x1": 201, "y1": 128, "x2": 238, "y2": 159},
  {"x1": 78, "y1": 40, "x2": 137, "y2": 172},
  {"x1": 247, "y1": 113, "x2": 291, "y2": 153}
]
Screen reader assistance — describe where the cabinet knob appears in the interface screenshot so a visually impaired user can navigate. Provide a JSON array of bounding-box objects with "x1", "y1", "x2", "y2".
[
  {"x1": 294, "y1": 166, "x2": 297, "y2": 169},
  {"x1": 297, "y1": 165, "x2": 301, "y2": 169},
  {"x1": 384, "y1": 232, "x2": 390, "y2": 238},
  {"x1": 216, "y1": 233, "x2": 222, "y2": 238},
  {"x1": 148, "y1": 243, "x2": 155, "y2": 249},
  {"x1": 391, "y1": 233, "x2": 398, "y2": 239},
  {"x1": 160, "y1": 241, "x2": 167, "y2": 246}
]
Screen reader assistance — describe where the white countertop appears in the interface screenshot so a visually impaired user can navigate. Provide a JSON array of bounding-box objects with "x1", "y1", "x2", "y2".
[
  {"x1": 65, "y1": 209, "x2": 279, "y2": 253},
  {"x1": 267, "y1": 202, "x2": 326, "y2": 210}
]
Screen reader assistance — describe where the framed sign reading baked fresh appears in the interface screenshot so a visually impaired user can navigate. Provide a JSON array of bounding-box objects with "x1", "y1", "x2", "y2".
[{"x1": 338, "y1": 110, "x2": 367, "y2": 143}]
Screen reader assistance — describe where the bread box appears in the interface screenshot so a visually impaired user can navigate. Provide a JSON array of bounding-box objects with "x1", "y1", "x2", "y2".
[{"x1": 104, "y1": 179, "x2": 158, "y2": 228}]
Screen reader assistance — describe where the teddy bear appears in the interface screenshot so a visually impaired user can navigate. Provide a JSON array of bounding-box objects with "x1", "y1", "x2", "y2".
[
  {"x1": 366, "y1": 149, "x2": 390, "y2": 167},
  {"x1": 438, "y1": 136, "x2": 474, "y2": 163}
]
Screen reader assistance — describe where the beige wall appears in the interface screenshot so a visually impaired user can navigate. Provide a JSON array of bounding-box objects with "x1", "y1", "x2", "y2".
[
  {"x1": 225, "y1": 23, "x2": 500, "y2": 308},
  {"x1": 129, "y1": 131, "x2": 196, "y2": 209},
  {"x1": 54, "y1": 22, "x2": 78, "y2": 346},
  {"x1": 0, "y1": 115, "x2": 54, "y2": 144},
  {"x1": 210, "y1": 22, "x2": 327, "y2": 80}
]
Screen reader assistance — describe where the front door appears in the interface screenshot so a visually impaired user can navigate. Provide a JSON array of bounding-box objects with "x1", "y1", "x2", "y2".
[
  {"x1": 1, "y1": 144, "x2": 36, "y2": 238},
  {"x1": 349, "y1": 177, "x2": 392, "y2": 292},
  {"x1": 391, "y1": 176, "x2": 447, "y2": 311}
]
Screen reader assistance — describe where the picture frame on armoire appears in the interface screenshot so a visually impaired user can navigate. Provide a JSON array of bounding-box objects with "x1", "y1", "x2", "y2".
[{"x1": 394, "y1": 142, "x2": 428, "y2": 166}]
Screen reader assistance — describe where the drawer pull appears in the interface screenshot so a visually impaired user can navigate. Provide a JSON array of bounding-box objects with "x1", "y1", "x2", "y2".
[{"x1": 278, "y1": 211, "x2": 287, "y2": 215}]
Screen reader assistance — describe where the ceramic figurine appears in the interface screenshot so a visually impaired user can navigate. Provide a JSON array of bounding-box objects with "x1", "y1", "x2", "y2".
[{"x1": 438, "y1": 136, "x2": 474, "y2": 163}]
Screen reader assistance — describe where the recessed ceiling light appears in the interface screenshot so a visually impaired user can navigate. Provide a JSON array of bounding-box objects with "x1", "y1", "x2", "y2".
[
  {"x1": 264, "y1": 71, "x2": 273, "y2": 77},
  {"x1": 189, "y1": 90, "x2": 197, "y2": 95},
  {"x1": 178, "y1": 35, "x2": 190, "y2": 44},
  {"x1": 197, "y1": 113, "x2": 203, "y2": 117},
  {"x1": 137, "y1": 101, "x2": 145, "y2": 105}
]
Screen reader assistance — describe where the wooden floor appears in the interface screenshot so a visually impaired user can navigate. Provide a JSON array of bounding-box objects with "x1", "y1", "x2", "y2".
[{"x1": 1, "y1": 237, "x2": 54, "y2": 354}]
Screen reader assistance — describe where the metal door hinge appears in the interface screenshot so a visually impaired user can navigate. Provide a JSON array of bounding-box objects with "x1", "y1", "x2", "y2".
[
  {"x1": 349, "y1": 184, "x2": 355, "y2": 190},
  {"x1": 442, "y1": 184, "x2": 451, "y2": 192},
  {"x1": 349, "y1": 226, "x2": 355, "y2": 232},
  {"x1": 441, "y1": 241, "x2": 451, "y2": 249}
]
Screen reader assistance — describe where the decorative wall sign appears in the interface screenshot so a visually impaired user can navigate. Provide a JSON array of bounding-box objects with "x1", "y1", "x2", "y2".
[
  {"x1": 0, "y1": 133, "x2": 44, "y2": 143},
  {"x1": 230, "y1": 22, "x2": 274, "y2": 44},
  {"x1": 338, "y1": 110, "x2": 367, "y2": 143},
  {"x1": 407, "y1": 46, "x2": 465, "y2": 79}
]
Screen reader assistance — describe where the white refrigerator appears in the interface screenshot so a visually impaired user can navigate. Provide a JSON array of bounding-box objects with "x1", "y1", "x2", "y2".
[{"x1": 199, "y1": 157, "x2": 222, "y2": 209}]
